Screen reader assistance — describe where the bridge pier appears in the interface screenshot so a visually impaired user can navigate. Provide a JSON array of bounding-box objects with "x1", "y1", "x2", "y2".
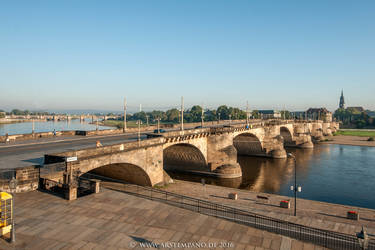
[
  {"x1": 263, "y1": 135, "x2": 287, "y2": 159},
  {"x1": 207, "y1": 134, "x2": 242, "y2": 177}
]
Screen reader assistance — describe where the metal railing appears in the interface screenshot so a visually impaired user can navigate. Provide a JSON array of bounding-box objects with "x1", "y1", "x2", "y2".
[
  {"x1": 83, "y1": 173, "x2": 374, "y2": 250},
  {"x1": 0, "y1": 169, "x2": 15, "y2": 186},
  {"x1": 39, "y1": 163, "x2": 65, "y2": 179}
]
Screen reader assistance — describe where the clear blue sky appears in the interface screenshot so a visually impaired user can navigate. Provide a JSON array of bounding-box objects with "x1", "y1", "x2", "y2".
[{"x1": 1, "y1": 0, "x2": 374, "y2": 112}]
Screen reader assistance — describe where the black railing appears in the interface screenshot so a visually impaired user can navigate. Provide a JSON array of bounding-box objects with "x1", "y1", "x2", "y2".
[
  {"x1": 83, "y1": 173, "x2": 374, "y2": 250},
  {"x1": 0, "y1": 169, "x2": 15, "y2": 186},
  {"x1": 39, "y1": 162, "x2": 65, "y2": 178}
]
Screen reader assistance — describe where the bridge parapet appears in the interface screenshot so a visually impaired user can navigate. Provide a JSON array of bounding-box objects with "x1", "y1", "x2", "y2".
[{"x1": 45, "y1": 137, "x2": 165, "y2": 160}]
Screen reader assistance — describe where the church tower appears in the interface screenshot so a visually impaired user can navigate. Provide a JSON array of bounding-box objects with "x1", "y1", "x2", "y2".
[{"x1": 339, "y1": 90, "x2": 345, "y2": 109}]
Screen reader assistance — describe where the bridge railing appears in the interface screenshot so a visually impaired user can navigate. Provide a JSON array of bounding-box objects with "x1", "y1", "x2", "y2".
[{"x1": 83, "y1": 173, "x2": 374, "y2": 250}]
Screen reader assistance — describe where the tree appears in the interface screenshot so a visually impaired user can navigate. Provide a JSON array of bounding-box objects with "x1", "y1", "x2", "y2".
[
  {"x1": 229, "y1": 107, "x2": 246, "y2": 120},
  {"x1": 217, "y1": 105, "x2": 230, "y2": 120},
  {"x1": 149, "y1": 110, "x2": 167, "y2": 122},
  {"x1": 280, "y1": 111, "x2": 292, "y2": 119},
  {"x1": 189, "y1": 105, "x2": 203, "y2": 122},
  {"x1": 205, "y1": 109, "x2": 217, "y2": 121},
  {"x1": 131, "y1": 111, "x2": 147, "y2": 122},
  {"x1": 165, "y1": 109, "x2": 179, "y2": 123},
  {"x1": 251, "y1": 110, "x2": 260, "y2": 119}
]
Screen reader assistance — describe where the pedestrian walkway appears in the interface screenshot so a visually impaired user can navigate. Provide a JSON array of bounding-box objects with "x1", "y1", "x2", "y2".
[
  {"x1": 0, "y1": 188, "x2": 320, "y2": 250},
  {"x1": 162, "y1": 180, "x2": 375, "y2": 237}
]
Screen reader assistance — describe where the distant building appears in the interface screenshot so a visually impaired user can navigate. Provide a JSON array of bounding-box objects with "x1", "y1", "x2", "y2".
[
  {"x1": 306, "y1": 108, "x2": 332, "y2": 122},
  {"x1": 293, "y1": 111, "x2": 305, "y2": 119},
  {"x1": 346, "y1": 107, "x2": 365, "y2": 113},
  {"x1": 367, "y1": 111, "x2": 375, "y2": 118},
  {"x1": 339, "y1": 90, "x2": 345, "y2": 109},
  {"x1": 258, "y1": 110, "x2": 281, "y2": 119}
]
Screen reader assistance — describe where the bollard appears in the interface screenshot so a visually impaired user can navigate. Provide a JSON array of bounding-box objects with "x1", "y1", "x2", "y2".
[
  {"x1": 228, "y1": 193, "x2": 238, "y2": 200},
  {"x1": 347, "y1": 211, "x2": 359, "y2": 220},
  {"x1": 280, "y1": 200, "x2": 290, "y2": 209},
  {"x1": 91, "y1": 179, "x2": 101, "y2": 194}
]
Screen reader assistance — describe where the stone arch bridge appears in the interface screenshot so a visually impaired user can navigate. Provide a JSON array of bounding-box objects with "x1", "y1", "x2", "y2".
[{"x1": 43, "y1": 120, "x2": 338, "y2": 199}]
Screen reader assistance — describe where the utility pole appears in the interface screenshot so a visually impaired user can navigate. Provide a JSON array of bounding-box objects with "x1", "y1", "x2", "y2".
[
  {"x1": 201, "y1": 104, "x2": 204, "y2": 128},
  {"x1": 123, "y1": 98, "x2": 127, "y2": 133},
  {"x1": 246, "y1": 101, "x2": 250, "y2": 127},
  {"x1": 32, "y1": 119, "x2": 35, "y2": 134},
  {"x1": 181, "y1": 96, "x2": 184, "y2": 131},
  {"x1": 146, "y1": 115, "x2": 149, "y2": 127}
]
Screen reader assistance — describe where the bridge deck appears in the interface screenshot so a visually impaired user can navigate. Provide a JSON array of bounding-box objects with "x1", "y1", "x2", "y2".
[{"x1": 0, "y1": 133, "x2": 144, "y2": 169}]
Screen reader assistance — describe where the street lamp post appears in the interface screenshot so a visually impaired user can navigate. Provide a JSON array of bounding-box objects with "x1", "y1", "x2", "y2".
[
  {"x1": 154, "y1": 118, "x2": 161, "y2": 133},
  {"x1": 246, "y1": 101, "x2": 250, "y2": 128},
  {"x1": 201, "y1": 106, "x2": 204, "y2": 128},
  {"x1": 181, "y1": 96, "x2": 184, "y2": 131},
  {"x1": 136, "y1": 120, "x2": 142, "y2": 145},
  {"x1": 287, "y1": 153, "x2": 301, "y2": 216},
  {"x1": 123, "y1": 98, "x2": 127, "y2": 133},
  {"x1": 9, "y1": 176, "x2": 17, "y2": 243}
]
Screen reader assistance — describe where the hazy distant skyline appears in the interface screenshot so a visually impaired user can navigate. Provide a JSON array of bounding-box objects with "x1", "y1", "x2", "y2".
[{"x1": 1, "y1": 1, "x2": 374, "y2": 112}]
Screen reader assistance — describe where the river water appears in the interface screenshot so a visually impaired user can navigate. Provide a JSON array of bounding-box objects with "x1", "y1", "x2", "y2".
[
  {"x1": 0, "y1": 119, "x2": 112, "y2": 136},
  {"x1": 169, "y1": 144, "x2": 375, "y2": 209}
]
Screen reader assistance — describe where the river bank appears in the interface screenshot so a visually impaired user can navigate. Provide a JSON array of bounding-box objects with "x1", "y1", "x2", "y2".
[
  {"x1": 0, "y1": 119, "x2": 29, "y2": 124},
  {"x1": 321, "y1": 135, "x2": 375, "y2": 147},
  {"x1": 159, "y1": 180, "x2": 375, "y2": 237}
]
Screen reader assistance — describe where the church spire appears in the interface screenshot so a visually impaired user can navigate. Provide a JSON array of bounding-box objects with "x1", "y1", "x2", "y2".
[{"x1": 339, "y1": 90, "x2": 345, "y2": 109}]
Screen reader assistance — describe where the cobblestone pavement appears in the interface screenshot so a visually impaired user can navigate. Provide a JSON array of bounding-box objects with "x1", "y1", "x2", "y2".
[
  {"x1": 162, "y1": 180, "x2": 375, "y2": 237},
  {"x1": 0, "y1": 188, "x2": 322, "y2": 250}
]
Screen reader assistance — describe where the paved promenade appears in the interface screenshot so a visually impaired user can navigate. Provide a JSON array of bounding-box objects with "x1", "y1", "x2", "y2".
[
  {"x1": 161, "y1": 180, "x2": 375, "y2": 237},
  {"x1": 0, "y1": 188, "x2": 320, "y2": 250}
]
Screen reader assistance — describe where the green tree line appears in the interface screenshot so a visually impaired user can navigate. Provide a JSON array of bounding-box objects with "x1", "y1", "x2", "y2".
[
  {"x1": 334, "y1": 108, "x2": 375, "y2": 128},
  {"x1": 114, "y1": 105, "x2": 249, "y2": 124}
]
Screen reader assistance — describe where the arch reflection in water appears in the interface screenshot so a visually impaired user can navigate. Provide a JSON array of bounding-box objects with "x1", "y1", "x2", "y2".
[{"x1": 168, "y1": 171, "x2": 243, "y2": 188}]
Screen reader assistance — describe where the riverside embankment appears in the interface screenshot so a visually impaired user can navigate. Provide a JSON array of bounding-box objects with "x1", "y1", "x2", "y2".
[{"x1": 160, "y1": 180, "x2": 375, "y2": 237}]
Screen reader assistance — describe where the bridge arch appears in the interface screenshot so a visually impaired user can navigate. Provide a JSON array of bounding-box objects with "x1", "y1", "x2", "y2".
[
  {"x1": 163, "y1": 143, "x2": 208, "y2": 172},
  {"x1": 87, "y1": 163, "x2": 152, "y2": 186},
  {"x1": 280, "y1": 126, "x2": 294, "y2": 146},
  {"x1": 233, "y1": 133, "x2": 264, "y2": 156}
]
